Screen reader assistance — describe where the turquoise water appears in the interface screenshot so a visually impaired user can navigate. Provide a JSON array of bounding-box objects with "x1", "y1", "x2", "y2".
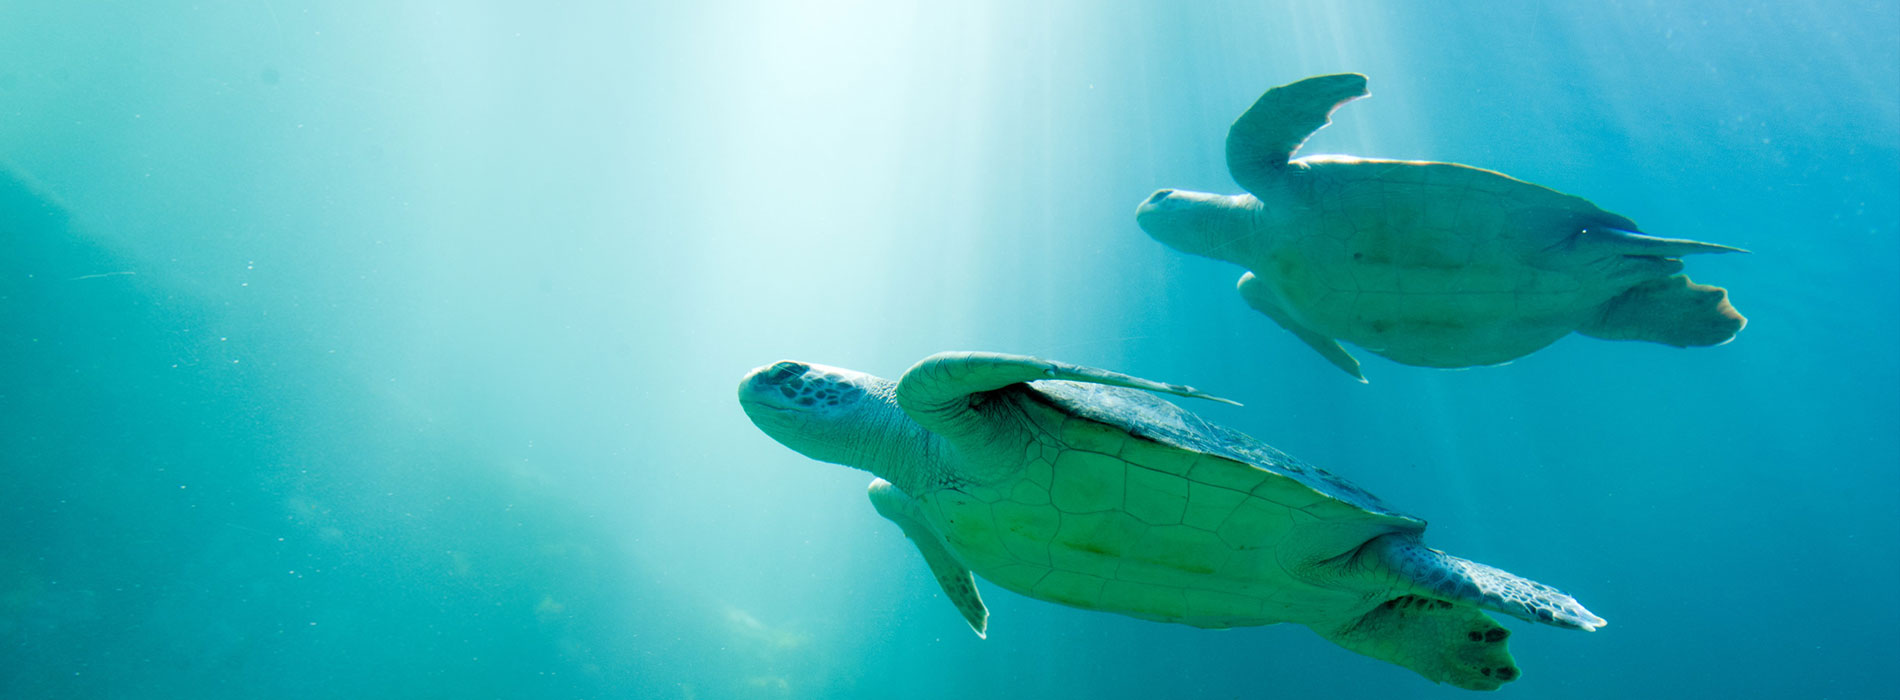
[{"x1": 3, "y1": 1, "x2": 1895, "y2": 697}]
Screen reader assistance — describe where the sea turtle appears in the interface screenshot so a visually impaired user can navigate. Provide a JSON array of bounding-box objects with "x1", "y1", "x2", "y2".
[
  {"x1": 738, "y1": 351, "x2": 1604, "y2": 690},
  {"x1": 1137, "y1": 73, "x2": 1746, "y2": 380}
]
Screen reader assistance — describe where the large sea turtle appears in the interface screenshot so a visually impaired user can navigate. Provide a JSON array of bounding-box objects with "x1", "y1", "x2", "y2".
[
  {"x1": 1137, "y1": 73, "x2": 1746, "y2": 380},
  {"x1": 738, "y1": 351, "x2": 1603, "y2": 690}
]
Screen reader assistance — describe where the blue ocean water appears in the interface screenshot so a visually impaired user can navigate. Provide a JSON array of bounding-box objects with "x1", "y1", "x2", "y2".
[{"x1": 2, "y1": 1, "x2": 1895, "y2": 698}]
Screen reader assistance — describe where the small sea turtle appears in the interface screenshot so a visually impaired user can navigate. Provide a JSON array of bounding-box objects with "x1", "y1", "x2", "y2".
[
  {"x1": 1137, "y1": 73, "x2": 1746, "y2": 380},
  {"x1": 738, "y1": 351, "x2": 1603, "y2": 690}
]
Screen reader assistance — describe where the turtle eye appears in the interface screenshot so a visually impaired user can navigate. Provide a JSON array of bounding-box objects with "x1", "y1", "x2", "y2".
[{"x1": 761, "y1": 361, "x2": 807, "y2": 384}]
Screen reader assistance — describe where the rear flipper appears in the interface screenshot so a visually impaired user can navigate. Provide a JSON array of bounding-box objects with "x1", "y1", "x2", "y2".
[
  {"x1": 1579, "y1": 274, "x2": 1747, "y2": 347},
  {"x1": 1369, "y1": 534, "x2": 1605, "y2": 631},
  {"x1": 1317, "y1": 596, "x2": 1521, "y2": 691}
]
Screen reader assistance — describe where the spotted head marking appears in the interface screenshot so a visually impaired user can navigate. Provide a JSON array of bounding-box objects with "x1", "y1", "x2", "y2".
[
  {"x1": 745, "y1": 361, "x2": 868, "y2": 410},
  {"x1": 738, "y1": 360, "x2": 899, "y2": 469}
]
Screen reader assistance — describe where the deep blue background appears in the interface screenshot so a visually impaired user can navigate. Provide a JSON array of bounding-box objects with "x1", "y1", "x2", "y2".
[{"x1": 3, "y1": 1, "x2": 1895, "y2": 698}]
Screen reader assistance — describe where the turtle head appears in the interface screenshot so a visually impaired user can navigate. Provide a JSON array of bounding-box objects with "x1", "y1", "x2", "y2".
[
  {"x1": 739, "y1": 360, "x2": 905, "y2": 471},
  {"x1": 1136, "y1": 188, "x2": 1258, "y2": 263}
]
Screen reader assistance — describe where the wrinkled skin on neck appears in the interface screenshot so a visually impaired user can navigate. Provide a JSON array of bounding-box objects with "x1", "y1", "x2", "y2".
[{"x1": 738, "y1": 361, "x2": 940, "y2": 493}]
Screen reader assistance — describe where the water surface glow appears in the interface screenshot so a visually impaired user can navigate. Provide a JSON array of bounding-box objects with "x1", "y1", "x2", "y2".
[{"x1": 2, "y1": 1, "x2": 1895, "y2": 698}]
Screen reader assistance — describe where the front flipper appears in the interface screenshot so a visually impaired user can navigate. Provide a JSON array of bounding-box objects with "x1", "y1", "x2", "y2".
[
  {"x1": 1532, "y1": 227, "x2": 1746, "y2": 283},
  {"x1": 1565, "y1": 227, "x2": 1748, "y2": 259},
  {"x1": 1226, "y1": 73, "x2": 1369, "y2": 196},
  {"x1": 868, "y1": 479, "x2": 988, "y2": 638},
  {"x1": 1317, "y1": 596, "x2": 1522, "y2": 691},
  {"x1": 896, "y1": 351, "x2": 1238, "y2": 437},
  {"x1": 1237, "y1": 272, "x2": 1366, "y2": 382}
]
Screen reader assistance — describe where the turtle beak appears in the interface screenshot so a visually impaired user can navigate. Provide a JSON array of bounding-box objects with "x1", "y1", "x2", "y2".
[
  {"x1": 1137, "y1": 189, "x2": 1177, "y2": 216},
  {"x1": 1135, "y1": 189, "x2": 1252, "y2": 262},
  {"x1": 1136, "y1": 189, "x2": 1190, "y2": 243},
  {"x1": 1136, "y1": 189, "x2": 1196, "y2": 231}
]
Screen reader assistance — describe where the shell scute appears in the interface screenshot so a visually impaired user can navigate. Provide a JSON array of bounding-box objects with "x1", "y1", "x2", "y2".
[
  {"x1": 1250, "y1": 476, "x2": 1326, "y2": 510},
  {"x1": 1059, "y1": 415, "x2": 1129, "y2": 455},
  {"x1": 991, "y1": 499, "x2": 1057, "y2": 566},
  {"x1": 1124, "y1": 466, "x2": 1190, "y2": 526},
  {"x1": 1119, "y1": 525, "x2": 1231, "y2": 586},
  {"x1": 1216, "y1": 497, "x2": 1296, "y2": 549},
  {"x1": 1121, "y1": 435, "x2": 1197, "y2": 476},
  {"x1": 1050, "y1": 511, "x2": 1148, "y2": 578},
  {"x1": 1185, "y1": 588, "x2": 1267, "y2": 624},
  {"x1": 1050, "y1": 449, "x2": 1126, "y2": 513},
  {"x1": 1181, "y1": 481, "x2": 1248, "y2": 531},
  {"x1": 1102, "y1": 580, "x2": 1189, "y2": 620},
  {"x1": 1033, "y1": 570, "x2": 1109, "y2": 609},
  {"x1": 1009, "y1": 479, "x2": 1050, "y2": 506},
  {"x1": 1186, "y1": 454, "x2": 1269, "y2": 493}
]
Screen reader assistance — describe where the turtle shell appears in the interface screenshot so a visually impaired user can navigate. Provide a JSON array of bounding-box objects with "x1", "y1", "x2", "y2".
[
  {"x1": 1025, "y1": 379, "x2": 1419, "y2": 525},
  {"x1": 1259, "y1": 157, "x2": 1650, "y2": 367},
  {"x1": 924, "y1": 378, "x2": 1426, "y2": 627}
]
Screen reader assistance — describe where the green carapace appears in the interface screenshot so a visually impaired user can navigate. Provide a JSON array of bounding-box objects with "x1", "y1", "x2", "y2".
[
  {"x1": 1138, "y1": 73, "x2": 1746, "y2": 380},
  {"x1": 739, "y1": 351, "x2": 1604, "y2": 690}
]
